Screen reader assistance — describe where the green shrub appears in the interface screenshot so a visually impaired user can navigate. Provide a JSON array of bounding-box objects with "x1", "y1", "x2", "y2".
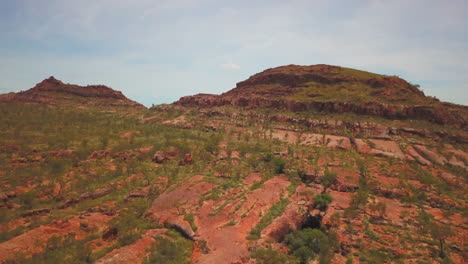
[
  {"x1": 273, "y1": 158, "x2": 286, "y2": 174},
  {"x1": 251, "y1": 247, "x2": 299, "y2": 264},
  {"x1": 321, "y1": 169, "x2": 337, "y2": 191},
  {"x1": 313, "y1": 193, "x2": 332, "y2": 211},
  {"x1": 284, "y1": 228, "x2": 333, "y2": 264},
  {"x1": 145, "y1": 230, "x2": 192, "y2": 264},
  {"x1": 183, "y1": 213, "x2": 197, "y2": 232}
]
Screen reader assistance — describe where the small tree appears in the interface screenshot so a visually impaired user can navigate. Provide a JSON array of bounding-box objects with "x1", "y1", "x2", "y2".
[
  {"x1": 429, "y1": 222, "x2": 453, "y2": 259},
  {"x1": 313, "y1": 193, "x2": 332, "y2": 211},
  {"x1": 368, "y1": 201, "x2": 387, "y2": 219},
  {"x1": 417, "y1": 210, "x2": 454, "y2": 259},
  {"x1": 320, "y1": 169, "x2": 337, "y2": 192}
]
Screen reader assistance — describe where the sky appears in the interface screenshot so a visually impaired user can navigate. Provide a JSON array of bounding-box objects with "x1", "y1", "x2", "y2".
[{"x1": 0, "y1": 0, "x2": 467, "y2": 107}]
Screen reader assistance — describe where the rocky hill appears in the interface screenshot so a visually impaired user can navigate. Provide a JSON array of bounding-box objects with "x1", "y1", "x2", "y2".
[
  {"x1": 176, "y1": 64, "x2": 467, "y2": 128},
  {"x1": 0, "y1": 76, "x2": 145, "y2": 109},
  {"x1": 0, "y1": 66, "x2": 467, "y2": 264}
]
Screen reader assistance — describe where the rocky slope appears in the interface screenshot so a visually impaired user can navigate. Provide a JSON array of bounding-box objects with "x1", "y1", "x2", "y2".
[
  {"x1": 0, "y1": 67, "x2": 467, "y2": 264},
  {"x1": 176, "y1": 64, "x2": 467, "y2": 128},
  {"x1": 0, "y1": 76, "x2": 145, "y2": 109}
]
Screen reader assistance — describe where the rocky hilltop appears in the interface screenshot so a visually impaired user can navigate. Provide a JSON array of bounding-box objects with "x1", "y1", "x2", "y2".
[
  {"x1": 0, "y1": 67, "x2": 467, "y2": 264},
  {"x1": 0, "y1": 76, "x2": 145, "y2": 109},
  {"x1": 176, "y1": 64, "x2": 467, "y2": 128}
]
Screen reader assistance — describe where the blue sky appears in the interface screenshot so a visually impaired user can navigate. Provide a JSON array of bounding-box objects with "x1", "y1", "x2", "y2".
[{"x1": 0, "y1": 0, "x2": 467, "y2": 106}]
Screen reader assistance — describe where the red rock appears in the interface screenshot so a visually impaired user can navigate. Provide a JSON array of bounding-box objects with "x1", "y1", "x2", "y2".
[
  {"x1": 152, "y1": 150, "x2": 167, "y2": 164},
  {"x1": 353, "y1": 138, "x2": 372, "y2": 153},
  {"x1": 96, "y1": 229, "x2": 167, "y2": 264},
  {"x1": 300, "y1": 133, "x2": 324, "y2": 146},
  {"x1": 88, "y1": 150, "x2": 110, "y2": 159},
  {"x1": 413, "y1": 145, "x2": 447, "y2": 165},
  {"x1": 148, "y1": 175, "x2": 214, "y2": 224},
  {"x1": 438, "y1": 171, "x2": 458, "y2": 186},
  {"x1": 181, "y1": 153, "x2": 194, "y2": 165},
  {"x1": 193, "y1": 176, "x2": 291, "y2": 264},
  {"x1": 325, "y1": 135, "x2": 352, "y2": 150},
  {"x1": 368, "y1": 139, "x2": 405, "y2": 159},
  {"x1": 102, "y1": 227, "x2": 118, "y2": 240},
  {"x1": 166, "y1": 216, "x2": 196, "y2": 239},
  {"x1": 444, "y1": 146, "x2": 468, "y2": 162},
  {"x1": 261, "y1": 185, "x2": 316, "y2": 242},
  {"x1": 20, "y1": 208, "x2": 51, "y2": 218},
  {"x1": 0, "y1": 213, "x2": 113, "y2": 262},
  {"x1": 406, "y1": 146, "x2": 432, "y2": 166}
]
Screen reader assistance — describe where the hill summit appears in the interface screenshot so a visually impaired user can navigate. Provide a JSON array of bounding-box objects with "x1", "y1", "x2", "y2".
[{"x1": 0, "y1": 76, "x2": 145, "y2": 109}]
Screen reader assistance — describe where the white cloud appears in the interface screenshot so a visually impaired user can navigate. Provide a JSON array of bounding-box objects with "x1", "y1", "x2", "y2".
[{"x1": 220, "y1": 63, "x2": 240, "y2": 70}]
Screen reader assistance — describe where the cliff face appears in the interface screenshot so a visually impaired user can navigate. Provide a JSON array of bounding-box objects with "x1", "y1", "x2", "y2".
[
  {"x1": 0, "y1": 76, "x2": 145, "y2": 109},
  {"x1": 175, "y1": 65, "x2": 467, "y2": 128}
]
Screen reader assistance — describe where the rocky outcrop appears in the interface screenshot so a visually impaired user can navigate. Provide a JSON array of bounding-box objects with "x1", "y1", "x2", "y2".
[
  {"x1": 0, "y1": 213, "x2": 113, "y2": 263},
  {"x1": 353, "y1": 139, "x2": 405, "y2": 159},
  {"x1": 20, "y1": 208, "x2": 51, "y2": 218},
  {"x1": 413, "y1": 145, "x2": 447, "y2": 165},
  {"x1": 58, "y1": 186, "x2": 113, "y2": 209},
  {"x1": 96, "y1": 229, "x2": 167, "y2": 264},
  {"x1": 406, "y1": 146, "x2": 432, "y2": 166}
]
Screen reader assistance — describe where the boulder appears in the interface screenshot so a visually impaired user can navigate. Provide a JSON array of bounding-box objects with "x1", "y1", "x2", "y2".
[
  {"x1": 166, "y1": 217, "x2": 195, "y2": 240},
  {"x1": 181, "y1": 153, "x2": 194, "y2": 165},
  {"x1": 152, "y1": 150, "x2": 167, "y2": 164},
  {"x1": 102, "y1": 227, "x2": 118, "y2": 240}
]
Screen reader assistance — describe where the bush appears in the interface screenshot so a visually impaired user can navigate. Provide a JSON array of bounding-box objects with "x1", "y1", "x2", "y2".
[
  {"x1": 321, "y1": 169, "x2": 337, "y2": 191},
  {"x1": 313, "y1": 193, "x2": 332, "y2": 211},
  {"x1": 273, "y1": 158, "x2": 286, "y2": 174},
  {"x1": 284, "y1": 228, "x2": 332, "y2": 264},
  {"x1": 145, "y1": 230, "x2": 192, "y2": 264},
  {"x1": 250, "y1": 247, "x2": 299, "y2": 264}
]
